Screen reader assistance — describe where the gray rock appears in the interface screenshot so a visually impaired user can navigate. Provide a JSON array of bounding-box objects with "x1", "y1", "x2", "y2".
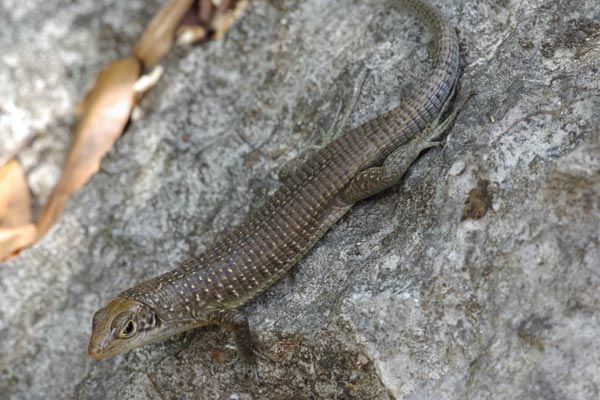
[{"x1": 1, "y1": 0, "x2": 599, "y2": 398}]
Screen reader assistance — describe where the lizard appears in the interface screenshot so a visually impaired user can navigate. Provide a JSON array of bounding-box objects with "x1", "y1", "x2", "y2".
[{"x1": 88, "y1": 0, "x2": 464, "y2": 376}]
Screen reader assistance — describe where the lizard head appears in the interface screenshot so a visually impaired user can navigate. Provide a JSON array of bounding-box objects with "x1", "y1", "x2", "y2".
[
  {"x1": 88, "y1": 296, "x2": 159, "y2": 359},
  {"x1": 88, "y1": 296, "x2": 211, "y2": 359}
]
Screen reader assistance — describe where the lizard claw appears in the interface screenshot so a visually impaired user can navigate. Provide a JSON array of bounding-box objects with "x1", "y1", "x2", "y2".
[
  {"x1": 223, "y1": 343, "x2": 270, "y2": 385},
  {"x1": 253, "y1": 348, "x2": 274, "y2": 363}
]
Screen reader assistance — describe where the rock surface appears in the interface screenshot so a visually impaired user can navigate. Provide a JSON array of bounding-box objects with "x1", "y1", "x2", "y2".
[{"x1": 1, "y1": 0, "x2": 600, "y2": 399}]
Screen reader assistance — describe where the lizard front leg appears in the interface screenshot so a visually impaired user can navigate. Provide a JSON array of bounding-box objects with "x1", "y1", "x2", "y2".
[{"x1": 209, "y1": 308, "x2": 260, "y2": 383}]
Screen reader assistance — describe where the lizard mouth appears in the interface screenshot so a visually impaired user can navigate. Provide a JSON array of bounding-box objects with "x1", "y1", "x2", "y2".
[
  {"x1": 88, "y1": 342, "x2": 107, "y2": 359},
  {"x1": 88, "y1": 325, "x2": 120, "y2": 359},
  {"x1": 87, "y1": 338, "x2": 126, "y2": 359}
]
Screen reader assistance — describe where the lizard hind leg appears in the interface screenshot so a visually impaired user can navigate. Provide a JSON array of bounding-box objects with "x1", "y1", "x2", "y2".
[
  {"x1": 322, "y1": 66, "x2": 370, "y2": 144},
  {"x1": 340, "y1": 92, "x2": 474, "y2": 204},
  {"x1": 278, "y1": 66, "x2": 370, "y2": 182},
  {"x1": 339, "y1": 136, "x2": 440, "y2": 204}
]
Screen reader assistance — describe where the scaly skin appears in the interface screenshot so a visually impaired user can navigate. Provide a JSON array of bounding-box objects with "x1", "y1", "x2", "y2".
[{"x1": 89, "y1": 0, "x2": 461, "y2": 368}]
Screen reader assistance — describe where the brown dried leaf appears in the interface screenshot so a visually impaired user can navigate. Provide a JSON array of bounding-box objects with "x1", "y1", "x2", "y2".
[
  {"x1": 133, "y1": 0, "x2": 195, "y2": 68},
  {"x1": 176, "y1": 25, "x2": 207, "y2": 45},
  {"x1": 0, "y1": 224, "x2": 36, "y2": 261},
  {"x1": 0, "y1": 159, "x2": 31, "y2": 228},
  {"x1": 212, "y1": 0, "x2": 248, "y2": 39},
  {"x1": 0, "y1": 159, "x2": 36, "y2": 260},
  {"x1": 198, "y1": 0, "x2": 215, "y2": 25},
  {"x1": 36, "y1": 56, "x2": 140, "y2": 237}
]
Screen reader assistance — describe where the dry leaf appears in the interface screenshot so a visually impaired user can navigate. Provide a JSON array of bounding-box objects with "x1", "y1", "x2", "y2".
[
  {"x1": 198, "y1": 0, "x2": 215, "y2": 25},
  {"x1": 0, "y1": 224, "x2": 36, "y2": 261},
  {"x1": 0, "y1": 159, "x2": 31, "y2": 227},
  {"x1": 212, "y1": 0, "x2": 248, "y2": 39},
  {"x1": 0, "y1": 159, "x2": 35, "y2": 260},
  {"x1": 133, "y1": 0, "x2": 195, "y2": 68},
  {"x1": 176, "y1": 25, "x2": 207, "y2": 45},
  {"x1": 36, "y1": 56, "x2": 141, "y2": 237},
  {"x1": 133, "y1": 65, "x2": 164, "y2": 96}
]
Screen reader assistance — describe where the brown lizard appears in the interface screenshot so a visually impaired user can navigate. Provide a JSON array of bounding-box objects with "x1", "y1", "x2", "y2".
[{"x1": 88, "y1": 0, "x2": 464, "y2": 379}]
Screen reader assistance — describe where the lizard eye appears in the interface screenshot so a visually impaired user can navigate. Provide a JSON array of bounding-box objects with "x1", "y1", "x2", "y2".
[{"x1": 119, "y1": 320, "x2": 137, "y2": 338}]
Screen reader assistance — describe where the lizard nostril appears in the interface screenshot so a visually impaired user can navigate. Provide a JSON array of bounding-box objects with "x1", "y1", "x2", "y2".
[{"x1": 88, "y1": 342, "x2": 104, "y2": 359}]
